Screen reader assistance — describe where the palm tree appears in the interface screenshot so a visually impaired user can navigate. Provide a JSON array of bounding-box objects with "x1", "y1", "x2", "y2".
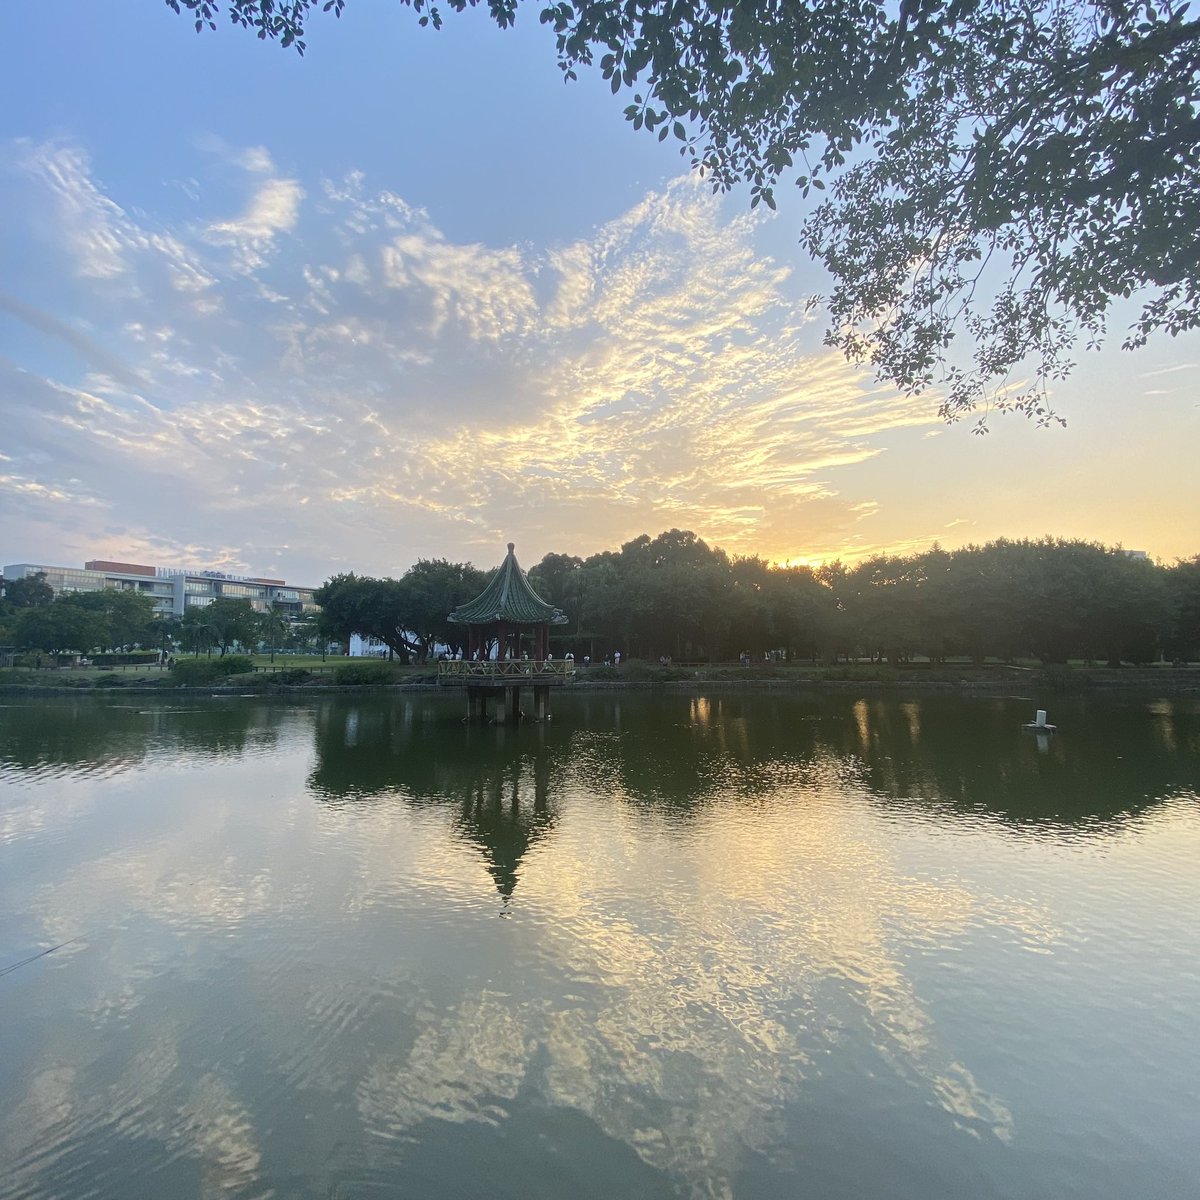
[
  {"x1": 148, "y1": 614, "x2": 181, "y2": 667},
  {"x1": 180, "y1": 607, "x2": 214, "y2": 657},
  {"x1": 259, "y1": 606, "x2": 289, "y2": 664}
]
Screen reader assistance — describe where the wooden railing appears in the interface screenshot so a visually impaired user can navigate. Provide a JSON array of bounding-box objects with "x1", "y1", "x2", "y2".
[{"x1": 438, "y1": 659, "x2": 576, "y2": 684}]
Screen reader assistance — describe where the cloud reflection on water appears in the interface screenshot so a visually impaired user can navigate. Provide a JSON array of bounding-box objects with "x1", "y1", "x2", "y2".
[{"x1": 1, "y1": 693, "x2": 1198, "y2": 1199}]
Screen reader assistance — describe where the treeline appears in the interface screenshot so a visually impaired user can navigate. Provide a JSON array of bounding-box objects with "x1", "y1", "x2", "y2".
[
  {"x1": 0, "y1": 583, "x2": 175, "y2": 658},
  {"x1": 314, "y1": 531, "x2": 1200, "y2": 666},
  {"x1": 5, "y1": 532, "x2": 1197, "y2": 666},
  {"x1": 314, "y1": 561, "x2": 489, "y2": 661},
  {"x1": 0, "y1": 585, "x2": 317, "y2": 660}
]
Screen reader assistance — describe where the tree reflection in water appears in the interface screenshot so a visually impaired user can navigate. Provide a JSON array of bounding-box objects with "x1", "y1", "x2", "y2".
[{"x1": 1, "y1": 691, "x2": 1196, "y2": 1200}]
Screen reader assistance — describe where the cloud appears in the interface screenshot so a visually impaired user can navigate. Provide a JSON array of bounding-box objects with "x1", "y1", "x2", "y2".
[
  {"x1": 14, "y1": 140, "x2": 216, "y2": 296},
  {"x1": 238, "y1": 145, "x2": 276, "y2": 174},
  {"x1": 1140, "y1": 362, "x2": 1196, "y2": 378},
  {"x1": 212, "y1": 178, "x2": 304, "y2": 241},
  {"x1": 2, "y1": 142, "x2": 939, "y2": 580},
  {"x1": 208, "y1": 177, "x2": 305, "y2": 271},
  {"x1": 15, "y1": 140, "x2": 128, "y2": 280},
  {"x1": 381, "y1": 234, "x2": 537, "y2": 341}
]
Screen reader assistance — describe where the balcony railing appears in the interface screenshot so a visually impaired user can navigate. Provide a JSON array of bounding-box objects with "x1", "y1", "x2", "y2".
[{"x1": 438, "y1": 659, "x2": 576, "y2": 684}]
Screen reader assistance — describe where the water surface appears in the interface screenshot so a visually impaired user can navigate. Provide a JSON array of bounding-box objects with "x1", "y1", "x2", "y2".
[{"x1": 1, "y1": 691, "x2": 1198, "y2": 1199}]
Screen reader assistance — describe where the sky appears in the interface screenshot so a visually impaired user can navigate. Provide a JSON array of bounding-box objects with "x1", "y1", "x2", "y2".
[{"x1": 2, "y1": 1, "x2": 1197, "y2": 587}]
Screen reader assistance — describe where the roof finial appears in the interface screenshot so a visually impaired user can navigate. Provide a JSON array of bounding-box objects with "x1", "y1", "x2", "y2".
[{"x1": 507, "y1": 542, "x2": 515, "y2": 554}]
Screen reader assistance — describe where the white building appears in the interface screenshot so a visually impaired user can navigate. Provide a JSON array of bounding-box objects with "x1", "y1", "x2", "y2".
[
  {"x1": 348, "y1": 633, "x2": 390, "y2": 657},
  {"x1": 3, "y1": 558, "x2": 320, "y2": 621}
]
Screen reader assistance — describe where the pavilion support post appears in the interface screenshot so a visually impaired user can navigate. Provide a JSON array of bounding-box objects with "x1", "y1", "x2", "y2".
[
  {"x1": 534, "y1": 684, "x2": 549, "y2": 722},
  {"x1": 507, "y1": 685, "x2": 521, "y2": 725}
]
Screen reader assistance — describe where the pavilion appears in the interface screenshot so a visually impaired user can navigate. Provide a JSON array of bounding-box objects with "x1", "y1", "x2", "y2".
[{"x1": 439, "y1": 543, "x2": 573, "y2": 722}]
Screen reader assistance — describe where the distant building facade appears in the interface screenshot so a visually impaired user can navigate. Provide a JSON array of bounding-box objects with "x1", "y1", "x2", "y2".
[
  {"x1": 2, "y1": 558, "x2": 319, "y2": 621},
  {"x1": 348, "y1": 633, "x2": 390, "y2": 658}
]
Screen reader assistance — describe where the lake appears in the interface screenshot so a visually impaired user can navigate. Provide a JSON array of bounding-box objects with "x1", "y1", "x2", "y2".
[{"x1": 1, "y1": 690, "x2": 1198, "y2": 1200}]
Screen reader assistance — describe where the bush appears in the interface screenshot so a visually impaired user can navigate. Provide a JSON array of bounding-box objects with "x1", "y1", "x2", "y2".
[
  {"x1": 170, "y1": 655, "x2": 256, "y2": 686},
  {"x1": 332, "y1": 660, "x2": 397, "y2": 685},
  {"x1": 275, "y1": 667, "x2": 313, "y2": 685},
  {"x1": 660, "y1": 666, "x2": 696, "y2": 681},
  {"x1": 0, "y1": 669, "x2": 41, "y2": 685},
  {"x1": 617, "y1": 661, "x2": 656, "y2": 682},
  {"x1": 581, "y1": 665, "x2": 619, "y2": 681}
]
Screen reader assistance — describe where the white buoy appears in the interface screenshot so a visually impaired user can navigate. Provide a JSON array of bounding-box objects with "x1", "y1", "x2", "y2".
[{"x1": 1022, "y1": 708, "x2": 1056, "y2": 732}]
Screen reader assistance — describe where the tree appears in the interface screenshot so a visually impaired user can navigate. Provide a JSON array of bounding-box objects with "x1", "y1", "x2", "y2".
[
  {"x1": 528, "y1": 553, "x2": 586, "y2": 630},
  {"x1": 59, "y1": 589, "x2": 157, "y2": 651},
  {"x1": 396, "y1": 559, "x2": 488, "y2": 660},
  {"x1": 105, "y1": 590, "x2": 158, "y2": 649},
  {"x1": 1163, "y1": 556, "x2": 1200, "y2": 662},
  {"x1": 599, "y1": 530, "x2": 734, "y2": 659},
  {"x1": 190, "y1": 598, "x2": 260, "y2": 656},
  {"x1": 314, "y1": 564, "x2": 485, "y2": 661},
  {"x1": 148, "y1": 614, "x2": 182, "y2": 663},
  {"x1": 180, "y1": 606, "x2": 215, "y2": 656},
  {"x1": 168, "y1": 0, "x2": 1200, "y2": 425},
  {"x1": 813, "y1": 560, "x2": 857, "y2": 662},
  {"x1": 311, "y1": 573, "x2": 365, "y2": 651},
  {"x1": 13, "y1": 604, "x2": 104, "y2": 657},
  {"x1": 847, "y1": 555, "x2": 929, "y2": 665},
  {"x1": 577, "y1": 551, "x2": 626, "y2": 659},
  {"x1": 281, "y1": 611, "x2": 328, "y2": 656},
  {"x1": 4, "y1": 572, "x2": 54, "y2": 609},
  {"x1": 760, "y1": 564, "x2": 835, "y2": 663},
  {"x1": 1084, "y1": 550, "x2": 1169, "y2": 665},
  {"x1": 938, "y1": 542, "x2": 1025, "y2": 663},
  {"x1": 798, "y1": 0, "x2": 1200, "y2": 426},
  {"x1": 259, "y1": 605, "x2": 290, "y2": 663},
  {"x1": 313, "y1": 574, "x2": 413, "y2": 660}
]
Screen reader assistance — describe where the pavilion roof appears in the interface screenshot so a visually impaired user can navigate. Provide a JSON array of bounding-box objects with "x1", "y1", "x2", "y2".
[{"x1": 449, "y1": 543, "x2": 568, "y2": 626}]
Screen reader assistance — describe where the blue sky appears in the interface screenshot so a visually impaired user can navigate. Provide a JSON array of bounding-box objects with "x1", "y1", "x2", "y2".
[{"x1": 2, "y1": 0, "x2": 1197, "y2": 585}]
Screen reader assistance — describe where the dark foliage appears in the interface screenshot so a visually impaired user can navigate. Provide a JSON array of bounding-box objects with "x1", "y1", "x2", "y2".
[
  {"x1": 315, "y1": 531, "x2": 1196, "y2": 666},
  {"x1": 332, "y1": 660, "x2": 398, "y2": 685},
  {"x1": 170, "y1": 654, "x2": 256, "y2": 685}
]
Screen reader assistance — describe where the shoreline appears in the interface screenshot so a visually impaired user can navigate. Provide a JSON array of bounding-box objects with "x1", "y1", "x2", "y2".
[{"x1": 3, "y1": 668, "x2": 1199, "y2": 699}]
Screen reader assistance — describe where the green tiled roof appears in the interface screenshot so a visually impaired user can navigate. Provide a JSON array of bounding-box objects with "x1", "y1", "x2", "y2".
[{"x1": 449, "y1": 543, "x2": 568, "y2": 626}]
